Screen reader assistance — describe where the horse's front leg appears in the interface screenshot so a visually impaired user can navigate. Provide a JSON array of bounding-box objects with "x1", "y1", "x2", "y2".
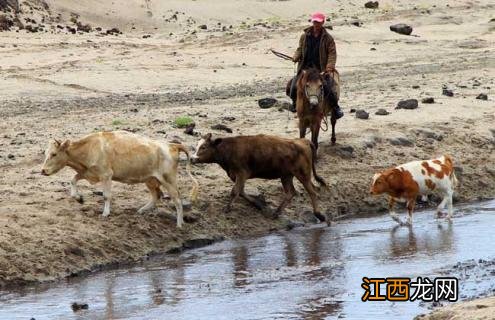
[
  {"x1": 299, "y1": 120, "x2": 306, "y2": 139},
  {"x1": 331, "y1": 112, "x2": 337, "y2": 145},
  {"x1": 311, "y1": 120, "x2": 321, "y2": 153}
]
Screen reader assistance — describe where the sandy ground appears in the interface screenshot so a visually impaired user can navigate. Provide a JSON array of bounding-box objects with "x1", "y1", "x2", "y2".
[
  {"x1": 416, "y1": 296, "x2": 495, "y2": 320},
  {"x1": 0, "y1": 0, "x2": 494, "y2": 307}
]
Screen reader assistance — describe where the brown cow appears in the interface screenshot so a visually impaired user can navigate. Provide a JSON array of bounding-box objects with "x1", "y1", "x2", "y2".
[
  {"x1": 370, "y1": 155, "x2": 458, "y2": 226},
  {"x1": 191, "y1": 133, "x2": 328, "y2": 222},
  {"x1": 41, "y1": 131, "x2": 198, "y2": 228}
]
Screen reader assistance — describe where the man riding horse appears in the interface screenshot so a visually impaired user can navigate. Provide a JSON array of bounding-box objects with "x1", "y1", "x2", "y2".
[{"x1": 289, "y1": 12, "x2": 344, "y2": 119}]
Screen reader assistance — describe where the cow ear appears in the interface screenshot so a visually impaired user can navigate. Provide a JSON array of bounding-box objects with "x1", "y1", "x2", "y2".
[
  {"x1": 54, "y1": 139, "x2": 61, "y2": 146},
  {"x1": 60, "y1": 140, "x2": 70, "y2": 151},
  {"x1": 203, "y1": 133, "x2": 212, "y2": 141},
  {"x1": 212, "y1": 138, "x2": 222, "y2": 147}
]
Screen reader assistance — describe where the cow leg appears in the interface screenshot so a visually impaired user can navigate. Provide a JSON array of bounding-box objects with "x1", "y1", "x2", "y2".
[
  {"x1": 160, "y1": 176, "x2": 183, "y2": 228},
  {"x1": 331, "y1": 115, "x2": 337, "y2": 145},
  {"x1": 436, "y1": 195, "x2": 449, "y2": 218},
  {"x1": 70, "y1": 173, "x2": 84, "y2": 203},
  {"x1": 226, "y1": 174, "x2": 247, "y2": 212},
  {"x1": 388, "y1": 197, "x2": 402, "y2": 225},
  {"x1": 446, "y1": 191, "x2": 454, "y2": 221},
  {"x1": 296, "y1": 174, "x2": 325, "y2": 222},
  {"x1": 101, "y1": 179, "x2": 112, "y2": 217},
  {"x1": 275, "y1": 176, "x2": 296, "y2": 216},
  {"x1": 138, "y1": 179, "x2": 161, "y2": 214},
  {"x1": 406, "y1": 198, "x2": 415, "y2": 226}
]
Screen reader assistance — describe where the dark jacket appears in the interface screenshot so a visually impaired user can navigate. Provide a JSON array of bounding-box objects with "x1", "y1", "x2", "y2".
[{"x1": 293, "y1": 26, "x2": 337, "y2": 73}]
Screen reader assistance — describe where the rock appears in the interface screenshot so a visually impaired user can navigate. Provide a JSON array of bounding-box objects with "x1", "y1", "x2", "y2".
[
  {"x1": 300, "y1": 210, "x2": 320, "y2": 224},
  {"x1": 442, "y1": 88, "x2": 454, "y2": 97},
  {"x1": 76, "y1": 22, "x2": 91, "y2": 32},
  {"x1": 221, "y1": 116, "x2": 236, "y2": 122},
  {"x1": 389, "y1": 136, "x2": 414, "y2": 147},
  {"x1": 198, "y1": 24, "x2": 207, "y2": 30},
  {"x1": 183, "y1": 235, "x2": 223, "y2": 249},
  {"x1": 355, "y1": 109, "x2": 369, "y2": 119},
  {"x1": 106, "y1": 27, "x2": 121, "y2": 35},
  {"x1": 396, "y1": 99, "x2": 418, "y2": 110},
  {"x1": 71, "y1": 302, "x2": 89, "y2": 312},
  {"x1": 0, "y1": 14, "x2": 13, "y2": 31},
  {"x1": 285, "y1": 220, "x2": 305, "y2": 230},
  {"x1": 413, "y1": 128, "x2": 443, "y2": 141},
  {"x1": 412, "y1": 85, "x2": 420, "y2": 89},
  {"x1": 7, "y1": 153, "x2": 14, "y2": 159},
  {"x1": 362, "y1": 135, "x2": 381, "y2": 148},
  {"x1": 375, "y1": 108, "x2": 390, "y2": 115},
  {"x1": 476, "y1": 93, "x2": 488, "y2": 100},
  {"x1": 335, "y1": 145, "x2": 355, "y2": 158},
  {"x1": 184, "y1": 123, "x2": 196, "y2": 135},
  {"x1": 211, "y1": 124, "x2": 233, "y2": 133},
  {"x1": 142, "y1": 34, "x2": 151, "y2": 39},
  {"x1": 364, "y1": 1, "x2": 379, "y2": 9},
  {"x1": 390, "y1": 23, "x2": 413, "y2": 35},
  {"x1": 422, "y1": 97, "x2": 435, "y2": 104},
  {"x1": 350, "y1": 19, "x2": 363, "y2": 27},
  {"x1": 350, "y1": 108, "x2": 356, "y2": 113},
  {"x1": 258, "y1": 97, "x2": 277, "y2": 109},
  {"x1": 25, "y1": 24, "x2": 39, "y2": 33}
]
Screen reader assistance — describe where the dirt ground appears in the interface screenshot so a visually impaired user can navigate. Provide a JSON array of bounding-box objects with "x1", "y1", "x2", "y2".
[{"x1": 0, "y1": 2, "x2": 494, "y2": 309}]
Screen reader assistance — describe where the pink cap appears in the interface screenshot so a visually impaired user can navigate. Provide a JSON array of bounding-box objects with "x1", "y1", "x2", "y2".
[{"x1": 310, "y1": 12, "x2": 326, "y2": 23}]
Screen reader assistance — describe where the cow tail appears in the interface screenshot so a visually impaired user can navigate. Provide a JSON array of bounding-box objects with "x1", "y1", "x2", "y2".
[
  {"x1": 177, "y1": 144, "x2": 199, "y2": 202},
  {"x1": 309, "y1": 142, "x2": 328, "y2": 188}
]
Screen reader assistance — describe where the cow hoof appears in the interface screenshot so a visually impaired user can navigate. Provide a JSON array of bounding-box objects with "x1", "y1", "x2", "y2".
[
  {"x1": 223, "y1": 205, "x2": 232, "y2": 213},
  {"x1": 102, "y1": 212, "x2": 110, "y2": 218},
  {"x1": 314, "y1": 212, "x2": 326, "y2": 222},
  {"x1": 76, "y1": 196, "x2": 84, "y2": 204}
]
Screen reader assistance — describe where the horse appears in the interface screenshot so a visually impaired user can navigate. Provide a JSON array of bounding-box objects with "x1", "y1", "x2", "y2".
[{"x1": 287, "y1": 68, "x2": 340, "y2": 153}]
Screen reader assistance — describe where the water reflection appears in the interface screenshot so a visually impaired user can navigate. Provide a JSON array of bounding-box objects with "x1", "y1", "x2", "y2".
[{"x1": 386, "y1": 222, "x2": 454, "y2": 260}]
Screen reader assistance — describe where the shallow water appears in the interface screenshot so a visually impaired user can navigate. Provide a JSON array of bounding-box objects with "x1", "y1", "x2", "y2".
[{"x1": 1, "y1": 200, "x2": 494, "y2": 320}]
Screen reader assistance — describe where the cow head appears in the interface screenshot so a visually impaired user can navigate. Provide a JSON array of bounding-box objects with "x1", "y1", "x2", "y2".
[
  {"x1": 303, "y1": 69, "x2": 324, "y2": 108},
  {"x1": 41, "y1": 139, "x2": 71, "y2": 176},
  {"x1": 370, "y1": 173, "x2": 387, "y2": 195},
  {"x1": 191, "y1": 133, "x2": 222, "y2": 164}
]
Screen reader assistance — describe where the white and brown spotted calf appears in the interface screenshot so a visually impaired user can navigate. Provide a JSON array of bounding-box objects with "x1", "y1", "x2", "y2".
[
  {"x1": 41, "y1": 131, "x2": 198, "y2": 228},
  {"x1": 370, "y1": 155, "x2": 458, "y2": 226}
]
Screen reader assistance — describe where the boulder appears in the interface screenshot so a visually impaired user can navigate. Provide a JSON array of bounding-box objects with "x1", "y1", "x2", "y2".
[
  {"x1": 396, "y1": 99, "x2": 418, "y2": 110},
  {"x1": 476, "y1": 93, "x2": 488, "y2": 100},
  {"x1": 364, "y1": 1, "x2": 379, "y2": 9},
  {"x1": 388, "y1": 136, "x2": 414, "y2": 147},
  {"x1": 422, "y1": 97, "x2": 435, "y2": 104},
  {"x1": 211, "y1": 124, "x2": 233, "y2": 133},
  {"x1": 442, "y1": 88, "x2": 454, "y2": 97},
  {"x1": 375, "y1": 108, "x2": 390, "y2": 115},
  {"x1": 390, "y1": 23, "x2": 413, "y2": 35},
  {"x1": 355, "y1": 109, "x2": 369, "y2": 119},
  {"x1": 258, "y1": 97, "x2": 278, "y2": 109}
]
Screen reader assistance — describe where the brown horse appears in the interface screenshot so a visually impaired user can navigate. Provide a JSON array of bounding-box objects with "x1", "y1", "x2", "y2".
[{"x1": 291, "y1": 68, "x2": 339, "y2": 153}]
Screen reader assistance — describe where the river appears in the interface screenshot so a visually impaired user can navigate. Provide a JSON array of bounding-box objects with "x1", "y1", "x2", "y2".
[{"x1": 1, "y1": 200, "x2": 494, "y2": 320}]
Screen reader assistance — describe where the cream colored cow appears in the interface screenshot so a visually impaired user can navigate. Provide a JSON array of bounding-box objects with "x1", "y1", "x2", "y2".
[{"x1": 41, "y1": 131, "x2": 198, "y2": 228}]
